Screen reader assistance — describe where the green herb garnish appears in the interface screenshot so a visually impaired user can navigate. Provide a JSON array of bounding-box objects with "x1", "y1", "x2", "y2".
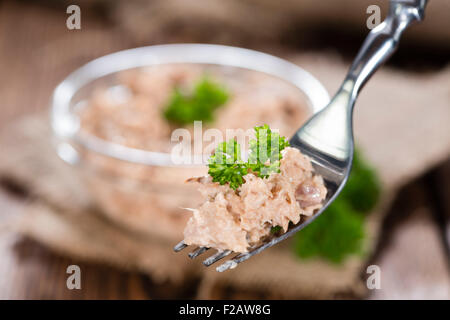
[
  {"x1": 270, "y1": 226, "x2": 282, "y2": 234},
  {"x1": 294, "y1": 201, "x2": 365, "y2": 263},
  {"x1": 208, "y1": 139, "x2": 248, "y2": 191},
  {"x1": 247, "y1": 125, "x2": 290, "y2": 178},
  {"x1": 293, "y1": 149, "x2": 381, "y2": 263},
  {"x1": 208, "y1": 125, "x2": 290, "y2": 190},
  {"x1": 163, "y1": 77, "x2": 229, "y2": 125},
  {"x1": 339, "y1": 151, "x2": 380, "y2": 213}
]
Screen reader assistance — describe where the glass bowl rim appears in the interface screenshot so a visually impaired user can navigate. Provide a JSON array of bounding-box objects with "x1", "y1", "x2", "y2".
[{"x1": 50, "y1": 43, "x2": 330, "y2": 167}]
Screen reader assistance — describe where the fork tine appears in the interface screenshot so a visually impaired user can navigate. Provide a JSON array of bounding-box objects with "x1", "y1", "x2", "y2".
[
  {"x1": 216, "y1": 216, "x2": 327, "y2": 271},
  {"x1": 203, "y1": 250, "x2": 232, "y2": 266},
  {"x1": 215, "y1": 252, "x2": 251, "y2": 272},
  {"x1": 188, "y1": 246, "x2": 209, "y2": 259},
  {"x1": 173, "y1": 240, "x2": 187, "y2": 252},
  {"x1": 216, "y1": 259, "x2": 238, "y2": 272},
  {"x1": 215, "y1": 246, "x2": 264, "y2": 272}
]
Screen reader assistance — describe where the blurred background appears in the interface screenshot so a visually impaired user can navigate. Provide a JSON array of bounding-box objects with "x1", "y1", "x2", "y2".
[{"x1": 0, "y1": 0, "x2": 449, "y2": 299}]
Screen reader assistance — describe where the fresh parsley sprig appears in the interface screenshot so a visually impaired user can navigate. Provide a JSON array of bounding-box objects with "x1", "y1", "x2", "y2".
[
  {"x1": 247, "y1": 124, "x2": 290, "y2": 178},
  {"x1": 208, "y1": 125, "x2": 290, "y2": 190},
  {"x1": 208, "y1": 139, "x2": 248, "y2": 190},
  {"x1": 163, "y1": 77, "x2": 229, "y2": 125}
]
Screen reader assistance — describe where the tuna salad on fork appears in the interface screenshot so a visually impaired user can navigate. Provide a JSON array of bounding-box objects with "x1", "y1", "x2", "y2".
[{"x1": 183, "y1": 125, "x2": 327, "y2": 253}]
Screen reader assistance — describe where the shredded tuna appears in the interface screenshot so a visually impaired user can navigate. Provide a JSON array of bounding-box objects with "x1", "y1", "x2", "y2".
[{"x1": 183, "y1": 147, "x2": 327, "y2": 252}]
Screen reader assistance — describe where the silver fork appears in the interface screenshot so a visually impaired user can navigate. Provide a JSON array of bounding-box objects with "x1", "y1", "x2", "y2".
[{"x1": 174, "y1": 0, "x2": 428, "y2": 272}]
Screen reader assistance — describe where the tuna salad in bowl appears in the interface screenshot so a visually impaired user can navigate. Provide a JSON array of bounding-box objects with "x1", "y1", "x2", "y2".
[{"x1": 50, "y1": 44, "x2": 329, "y2": 241}]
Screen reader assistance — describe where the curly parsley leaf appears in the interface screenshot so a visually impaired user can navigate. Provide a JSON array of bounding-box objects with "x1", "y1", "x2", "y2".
[
  {"x1": 208, "y1": 139, "x2": 247, "y2": 190},
  {"x1": 163, "y1": 77, "x2": 229, "y2": 125},
  {"x1": 207, "y1": 125, "x2": 290, "y2": 190},
  {"x1": 247, "y1": 124, "x2": 290, "y2": 178},
  {"x1": 340, "y1": 150, "x2": 381, "y2": 213}
]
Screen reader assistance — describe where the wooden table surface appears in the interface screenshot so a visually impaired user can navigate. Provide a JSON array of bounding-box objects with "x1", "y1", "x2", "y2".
[
  {"x1": 0, "y1": 162, "x2": 448, "y2": 299},
  {"x1": 0, "y1": 0, "x2": 448, "y2": 299},
  {"x1": 0, "y1": 0, "x2": 198, "y2": 299}
]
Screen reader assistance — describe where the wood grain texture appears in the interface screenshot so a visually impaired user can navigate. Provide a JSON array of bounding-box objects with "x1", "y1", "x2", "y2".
[{"x1": 0, "y1": 192, "x2": 200, "y2": 300}]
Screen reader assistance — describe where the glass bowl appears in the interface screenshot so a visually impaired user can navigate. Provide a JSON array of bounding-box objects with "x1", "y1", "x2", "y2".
[{"x1": 50, "y1": 44, "x2": 330, "y2": 241}]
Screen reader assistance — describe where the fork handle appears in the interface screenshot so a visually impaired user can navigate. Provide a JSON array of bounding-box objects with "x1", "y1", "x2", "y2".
[
  {"x1": 293, "y1": 0, "x2": 429, "y2": 162},
  {"x1": 345, "y1": 0, "x2": 428, "y2": 96}
]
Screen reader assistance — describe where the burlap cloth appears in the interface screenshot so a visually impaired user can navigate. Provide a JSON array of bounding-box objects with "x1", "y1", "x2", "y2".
[{"x1": 0, "y1": 53, "x2": 449, "y2": 299}]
